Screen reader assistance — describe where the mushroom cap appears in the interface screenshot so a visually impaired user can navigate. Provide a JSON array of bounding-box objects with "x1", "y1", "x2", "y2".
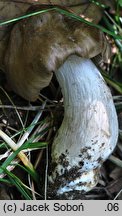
[
  {"x1": 5, "y1": 7, "x2": 110, "y2": 101},
  {"x1": 1, "y1": 1, "x2": 99, "y2": 69}
]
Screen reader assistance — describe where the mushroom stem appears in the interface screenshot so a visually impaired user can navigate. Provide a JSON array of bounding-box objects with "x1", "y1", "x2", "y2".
[{"x1": 49, "y1": 55, "x2": 118, "y2": 195}]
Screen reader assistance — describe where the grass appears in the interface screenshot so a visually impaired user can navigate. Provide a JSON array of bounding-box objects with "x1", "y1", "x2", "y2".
[
  {"x1": 0, "y1": 0, "x2": 122, "y2": 200},
  {"x1": 0, "y1": 91, "x2": 52, "y2": 199}
]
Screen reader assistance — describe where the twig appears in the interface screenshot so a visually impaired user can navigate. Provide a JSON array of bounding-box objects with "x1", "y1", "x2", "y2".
[{"x1": 0, "y1": 104, "x2": 44, "y2": 111}]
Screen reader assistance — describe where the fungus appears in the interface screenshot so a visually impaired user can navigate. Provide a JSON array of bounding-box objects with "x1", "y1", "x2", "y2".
[
  {"x1": 4, "y1": 9, "x2": 118, "y2": 195},
  {"x1": 5, "y1": 8, "x2": 110, "y2": 101},
  {"x1": 49, "y1": 55, "x2": 118, "y2": 195}
]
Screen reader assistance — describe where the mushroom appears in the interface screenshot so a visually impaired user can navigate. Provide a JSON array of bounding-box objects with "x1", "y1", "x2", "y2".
[
  {"x1": 4, "y1": 8, "x2": 118, "y2": 196},
  {"x1": 4, "y1": 8, "x2": 110, "y2": 101},
  {"x1": 49, "y1": 55, "x2": 118, "y2": 195}
]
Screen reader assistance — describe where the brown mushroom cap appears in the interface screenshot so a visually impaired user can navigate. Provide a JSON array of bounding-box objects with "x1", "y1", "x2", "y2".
[
  {"x1": 5, "y1": 6, "x2": 110, "y2": 101},
  {"x1": 0, "y1": 1, "x2": 90, "y2": 69}
]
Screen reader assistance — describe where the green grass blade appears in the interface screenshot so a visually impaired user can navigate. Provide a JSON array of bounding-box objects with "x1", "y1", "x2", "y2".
[
  {"x1": 4, "y1": 168, "x2": 32, "y2": 200},
  {"x1": 0, "y1": 8, "x2": 54, "y2": 26},
  {"x1": 0, "y1": 177, "x2": 11, "y2": 184},
  {"x1": 0, "y1": 144, "x2": 39, "y2": 182},
  {"x1": 102, "y1": 71, "x2": 122, "y2": 94},
  {"x1": 21, "y1": 142, "x2": 48, "y2": 150}
]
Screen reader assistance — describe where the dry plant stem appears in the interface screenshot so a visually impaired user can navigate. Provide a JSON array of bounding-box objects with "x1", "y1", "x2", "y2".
[
  {"x1": 31, "y1": 181, "x2": 37, "y2": 200},
  {"x1": 0, "y1": 102, "x2": 46, "y2": 176},
  {"x1": 17, "y1": 101, "x2": 46, "y2": 147},
  {"x1": 109, "y1": 155, "x2": 122, "y2": 168},
  {"x1": 113, "y1": 96, "x2": 122, "y2": 101},
  {"x1": 117, "y1": 142, "x2": 122, "y2": 153},
  {"x1": 0, "y1": 105, "x2": 45, "y2": 111},
  {"x1": 0, "y1": 129, "x2": 34, "y2": 171},
  {"x1": 114, "y1": 189, "x2": 122, "y2": 200},
  {"x1": 0, "y1": 146, "x2": 46, "y2": 179},
  {"x1": 115, "y1": 102, "x2": 122, "y2": 106},
  {"x1": 2, "y1": 125, "x2": 18, "y2": 133},
  {"x1": 0, "y1": 150, "x2": 11, "y2": 160},
  {"x1": 49, "y1": 55, "x2": 118, "y2": 194},
  {"x1": 0, "y1": 104, "x2": 60, "y2": 111},
  {"x1": 32, "y1": 118, "x2": 50, "y2": 143},
  {"x1": 34, "y1": 116, "x2": 53, "y2": 168},
  {"x1": 39, "y1": 93, "x2": 58, "y2": 104},
  {"x1": 0, "y1": 115, "x2": 50, "y2": 178},
  {"x1": 44, "y1": 126, "x2": 53, "y2": 200},
  {"x1": 0, "y1": 87, "x2": 24, "y2": 128}
]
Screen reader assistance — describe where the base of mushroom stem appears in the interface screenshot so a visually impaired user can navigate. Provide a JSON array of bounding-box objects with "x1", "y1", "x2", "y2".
[{"x1": 48, "y1": 168, "x2": 100, "y2": 196}]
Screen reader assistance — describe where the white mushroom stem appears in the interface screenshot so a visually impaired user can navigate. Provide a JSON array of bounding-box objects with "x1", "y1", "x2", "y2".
[{"x1": 49, "y1": 55, "x2": 118, "y2": 195}]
